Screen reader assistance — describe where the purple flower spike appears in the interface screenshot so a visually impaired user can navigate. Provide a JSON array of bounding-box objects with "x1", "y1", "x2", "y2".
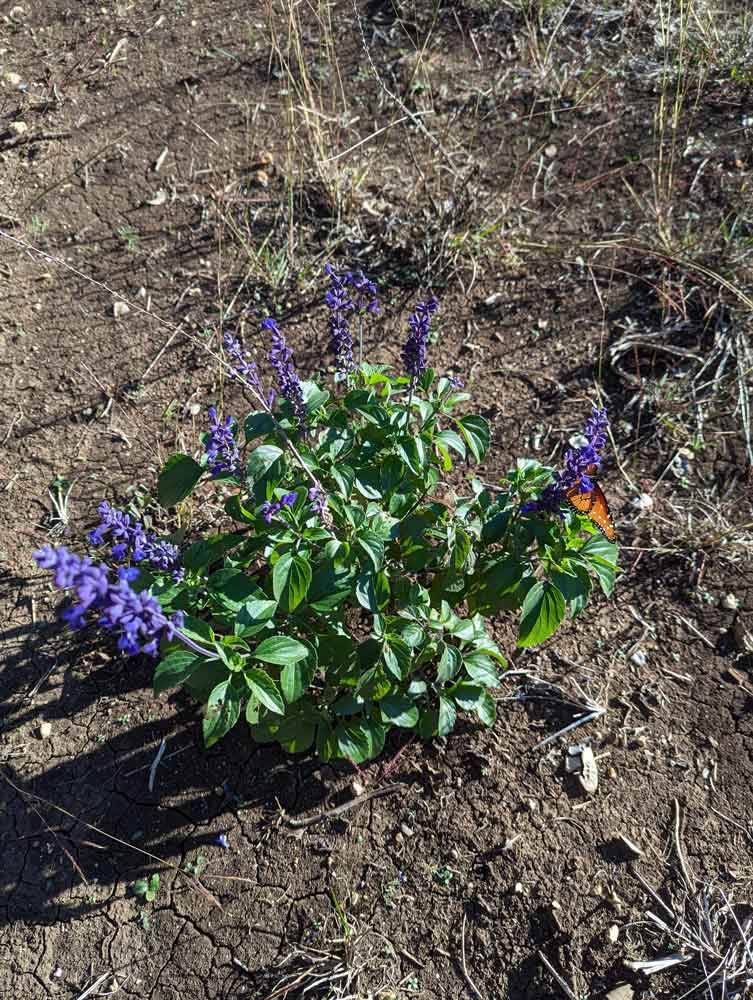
[
  {"x1": 523, "y1": 406, "x2": 610, "y2": 515},
  {"x1": 308, "y1": 485, "x2": 328, "y2": 518},
  {"x1": 205, "y1": 406, "x2": 241, "y2": 478},
  {"x1": 88, "y1": 502, "x2": 182, "y2": 576},
  {"x1": 263, "y1": 318, "x2": 306, "y2": 425},
  {"x1": 214, "y1": 833, "x2": 230, "y2": 849},
  {"x1": 222, "y1": 331, "x2": 263, "y2": 391},
  {"x1": 324, "y1": 265, "x2": 355, "y2": 376},
  {"x1": 324, "y1": 264, "x2": 380, "y2": 377},
  {"x1": 33, "y1": 545, "x2": 183, "y2": 657},
  {"x1": 402, "y1": 296, "x2": 439, "y2": 386}
]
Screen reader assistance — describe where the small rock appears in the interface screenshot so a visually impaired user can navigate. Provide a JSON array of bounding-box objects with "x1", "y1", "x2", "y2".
[
  {"x1": 630, "y1": 648, "x2": 648, "y2": 668},
  {"x1": 39, "y1": 721, "x2": 52, "y2": 739},
  {"x1": 400, "y1": 823, "x2": 414, "y2": 837},
  {"x1": 4, "y1": 71, "x2": 22, "y2": 88},
  {"x1": 8, "y1": 121, "x2": 28, "y2": 136},
  {"x1": 112, "y1": 301, "x2": 130, "y2": 319},
  {"x1": 608, "y1": 923, "x2": 619, "y2": 943},
  {"x1": 52, "y1": 967, "x2": 63, "y2": 979},
  {"x1": 631, "y1": 492, "x2": 654, "y2": 512},
  {"x1": 514, "y1": 881, "x2": 524, "y2": 894},
  {"x1": 544, "y1": 144, "x2": 558, "y2": 157},
  {"x1": 352, "y1": 780, "x2": 364, "y2": 797},
  {"x1": 604, "y1": 984, "x2": 634, "y2": 1000},
  {"x1": 722, "y1": 593, "x2": 740, "y2": 611},
  {"x1": 566, "y1": 744, "x2": 598, "y2": 794}
]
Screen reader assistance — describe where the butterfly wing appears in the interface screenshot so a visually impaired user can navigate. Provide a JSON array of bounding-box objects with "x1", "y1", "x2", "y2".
[
  {"x1": 565, "y1": 471, "x2": 616, "y2": 542},
  {"x1": 586, "y1": 482, "x2": 616, "y2": 542}
]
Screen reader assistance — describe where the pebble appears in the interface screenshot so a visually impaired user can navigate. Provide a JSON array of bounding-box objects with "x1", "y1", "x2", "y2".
[
  {"x1": 400, "y1": 823, "x2": 414, "y2": 837},
  {"x1": 605, "y1": 985, "x2": 634, "y2": 1000},
  {"x1": 352, "y1": 779, "x2": 364, "y2": 797},
  {"x1": 112, "y1": 301, "x2": 130, "y2": 318},
  {"x1": 544, "y1": 144, "x2": 558, "y2": 157},
  {"x1": 39, "y1": 721, "x2": 52, "y2": 739},
  {"x1": 630, "y1": 648, "x2": 648, "y2": 668},
  {"x1": 608, "y1": 923, "x2": 620, "y2": 943},
  {"x1": 722, "y1": 593, "x2": 740, "y2": 611},
  {"x1": 8, "y1": 121, "x2": 28, "y2": 136},
  {"x1": 631, "y1": 492, "x2": 654, "y2": 511},
  {"x1": 4, "y1": 70, "x2": 22, "y2": 88}
]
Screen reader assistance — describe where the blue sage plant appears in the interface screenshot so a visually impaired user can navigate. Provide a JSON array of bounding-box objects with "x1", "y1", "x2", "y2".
[{"x1": 34, "y1": 269, "x2": 618, "y2": 762}]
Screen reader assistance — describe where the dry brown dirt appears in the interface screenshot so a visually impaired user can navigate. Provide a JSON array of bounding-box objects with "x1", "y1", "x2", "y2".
[{"x1": 2, "y1": 2, "x2": 752, "y2": 998}]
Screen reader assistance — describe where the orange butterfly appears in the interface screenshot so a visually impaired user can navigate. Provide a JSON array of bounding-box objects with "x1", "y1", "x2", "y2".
[{"x1": 565, "y1": 464, "x2": 616, "y2": 542}]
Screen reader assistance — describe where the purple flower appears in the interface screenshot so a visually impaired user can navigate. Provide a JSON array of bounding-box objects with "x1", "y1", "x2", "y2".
[
  {"x1": 88, "y1": 502, "x2": 182, "y2": 576},
  {"x1": 33, "y1": 545, "x2": 183, "y2": 657},
  {"x1": 214, "y1": 833, "x2": 230, "y2": 849},
  {"x1": 263, "y1": 318, "x2": 306, "y2": 424},
  {"x1": 346, "y1": 270, "x2": 379, "y2": 315},
  {"x1": 223, "y1": 334, "x2": 276, "y2": 407},
  {"x1": 205, "y1": 406, "x2": 241, "y2": 478},
  {"x1": 325, "y1": 265, "x2": 355, "y2": 376},
  {"x1": 402, "y1": 296, "x2": 439, "y2": 386},
  {"x1": 308, "y1": 485, "x2": 328, "y2": 517},
  {"x1": 260, "y1": 491, "x2": 298, "y2": 524},
  {"x1": 324, "y1": 265, "x2": 379, "y2": 378},
  {"x1": 522, "y1": 406, "x2": 609, "y2": 515}
]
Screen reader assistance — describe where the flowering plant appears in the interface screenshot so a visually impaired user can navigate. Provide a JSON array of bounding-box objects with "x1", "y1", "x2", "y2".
[{"x1": 34, "y1": 268, "x2": 618, "y2": 762}]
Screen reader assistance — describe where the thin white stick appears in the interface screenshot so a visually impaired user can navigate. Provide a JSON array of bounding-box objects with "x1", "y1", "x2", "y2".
[{"x1": 148, "y1": 738, "x2": 167, "y2": 793}]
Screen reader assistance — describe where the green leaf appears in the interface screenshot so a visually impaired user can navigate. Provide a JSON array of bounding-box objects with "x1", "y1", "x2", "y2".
[
  {"x1": 354, "y1": 472, "x2": 383, "y2": 500},
  {"x1": 316, "y1": 720, "x2": 337, "y2": 761},
  {"x1": 245, "y1": 667, "x2": 285, "y2": 714},
  {"x1": 208, "y1": 569, "x2": 261, "y2": 612},
  {"x1": 183, "y1": 532, "x2": 246, "y2": 570},
  {"x1": 157, "y1": 453, "x2": 204, "y2": 507},
  {"x1": 455, "y1": 415, "x2": 490, "y2": 463},
  {"x1": 335, "y1": 721, "x2": 370, "y2": 762},
  {"x1": 517, "y1": 581, "x2": 566, "y2": 647},
  {"x1": 224, "y1": 494, "x2": 257, "y2": 524},
  {"x1": 463, "y1": 651, "x2": 500, "y2": 687},
  {"x1": 551, "y1": 566, "x2": 592, "y2": 617},
  {"x1": 280, "y1": 659, "x2": 315, "y2": 703},
  {"x1": 279, "y1": 717, "x2": 316, "y2": 753},
  {"x1": 272, "y1": 552, "x2": 312, "y2": 612},
  {"x1": 244, "y1": 411, "x2": 276, "y2": 442},
  {"x1": 451, "y1": 527, "x2": 472, "y2": 570},
  {"x1": 357, "y1": 530, "x2": 385, "y2": 572},
  {"x1": 235, "y1": 598, "x2": 278, "y2": 637},
  {"x1": 380, "y1": 695, "x2": 419, "y2": 728},
  {"x1": 357, "y1": 717, "x2": 386, "y2": 759},
  {"x1": 183, "y1": 660, "x2": 228, "y2": 703},
  {"x1": 437, "y1": 643, "x2": 462, "y2": 683},
  {"x1": 247, "y1": 444, "x2": 284, "y2": 481},
  {"x1": 396, "y1": 436, "x2": 427, "y2": 476},
  {"x1": 178, "y1": 615, "x2": 215, "y2": 646},
  {"x1": 581, "y1": 535, "x2": 618, "y2": 597},
  {"x1": 382, "y1": 636, "x2": 412, "y2": 681},
  {"x1": 435, "y1": 429, "x2": 467, "y2": 459},
  {"x1": 153, "y1": 650, "x2": 203, "y2": 693},
  {"x1": 253, "y1": 635, "x2": 309, "y2": 666},
  {"x1": 355, "y1": 570, "x2": 389, "y2": 612},
  {"x1": 453, "y1": 682, "x2": 496, "y2": 726},
  {"x1": 438, "y1": 695, "x2": 457, "y2": 737},
  {"x1": 202, "y1": 680, "x2": 241, "y2": 747},
  {"x1": 330, "y1": 464, "x2": 355, "y2": 499}
]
